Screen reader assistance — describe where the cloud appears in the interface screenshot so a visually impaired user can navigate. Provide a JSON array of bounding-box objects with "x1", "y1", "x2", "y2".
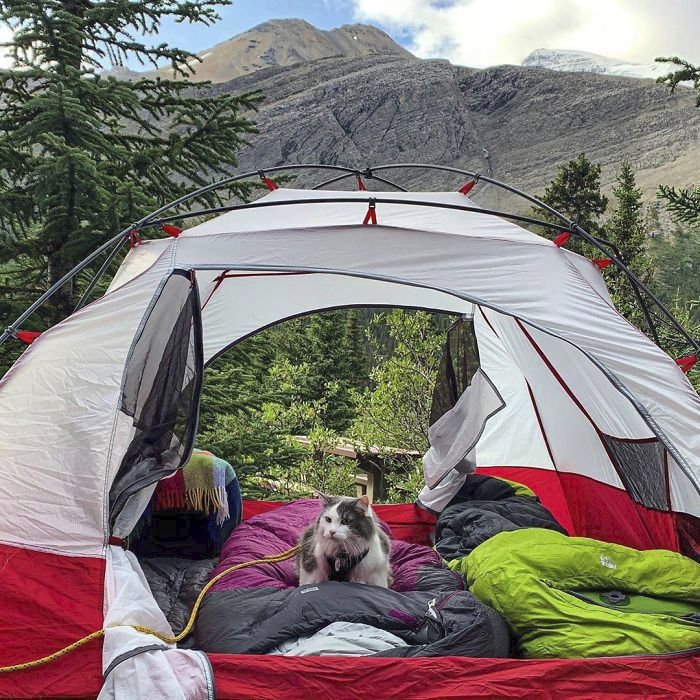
[
  {"x1": 346, "y1": 0, "x2": 700, "y2": 67},
  {"x1": 0, "y1": 24, "x2": 12, "y2": 68}
]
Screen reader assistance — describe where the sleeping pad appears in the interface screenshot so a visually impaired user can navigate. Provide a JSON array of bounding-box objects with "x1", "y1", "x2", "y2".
[
  {"x1": 449, "y1": 528, "x2": 700, "y2": 658},
  {"x1": 194, "y1": 499, "x2": 510, "y2": 657}
]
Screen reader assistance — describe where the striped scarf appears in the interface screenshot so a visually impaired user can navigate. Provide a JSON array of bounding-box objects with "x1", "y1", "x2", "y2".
[{"x1": 154, "y1": 449, "x2": 236, "y2": 525}]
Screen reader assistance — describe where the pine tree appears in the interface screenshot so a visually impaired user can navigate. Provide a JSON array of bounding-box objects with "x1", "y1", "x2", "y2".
[
  {"x1": 0, "y1": 1, "x2": 259, "y2": 330},
  {"x1": 655, "y1": 56, "x2": 700, "y2": 224},
  {"x1": 604, "y1": 162, "x2": 653, "y2": 328},
  {"x1": 535, "y1": 153, "x2": 608, "y2": 255},
  {"x1": 341, "y1": 309, "x2": 368, "y2": 393}
]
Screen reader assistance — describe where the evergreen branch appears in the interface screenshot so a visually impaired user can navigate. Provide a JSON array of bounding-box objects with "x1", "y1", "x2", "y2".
[
  {"x1": 655, "y1": 56, "x2": 700, "y2": 106},
  {"x1": 658, "y1": 185, "x2": 700, "y2": 225}
]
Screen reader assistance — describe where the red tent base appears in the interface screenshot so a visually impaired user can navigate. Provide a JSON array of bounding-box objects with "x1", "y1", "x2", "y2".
[{"x1": 209, "y1": 653, "x2": 700, "y2": 699}]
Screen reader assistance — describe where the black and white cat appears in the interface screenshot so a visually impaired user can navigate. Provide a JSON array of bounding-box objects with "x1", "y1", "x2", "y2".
[{"x1": 297, "y1": 494, "x2": 392, "y2": 587}]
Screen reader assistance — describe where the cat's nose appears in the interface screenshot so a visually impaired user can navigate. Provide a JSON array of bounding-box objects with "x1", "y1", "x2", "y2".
[{"x1": 328, "y1": 530, "x2": 336, "y2": 537}]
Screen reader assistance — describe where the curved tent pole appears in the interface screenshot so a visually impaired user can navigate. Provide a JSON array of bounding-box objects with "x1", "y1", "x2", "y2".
[
  {"x1": 0, "y1": 164, "x2": 359, "y2": 346},
  {"x1": 144, "y1": 197, "x2": 576, "y2": 233},
  {"x1": 73, "y1": 237, "x2": 129, "y2": 313},
  {"x1": 0, "y1": 162, "x2": 697, "y2": 355},
  {"x1": 311, "y1": 169, "x2": 408, "y2": 192},
  {"x1": 368, "y1": 163, "x2": 698, "y2": 352},
  {"x1": 369, "y1": 163, "x2": 574, "y2": 226}
]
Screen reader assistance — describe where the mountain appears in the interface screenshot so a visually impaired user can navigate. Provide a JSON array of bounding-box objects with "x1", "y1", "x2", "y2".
[
  {"x1": 212, "y1": 51, "x2": 699, "y2": 209},
  {"x1": 522, "y1": 49, "x2": 678, "y2": 81},
  {"x1": 158, "y1": 19, "x2": 413, "y2": 83}
]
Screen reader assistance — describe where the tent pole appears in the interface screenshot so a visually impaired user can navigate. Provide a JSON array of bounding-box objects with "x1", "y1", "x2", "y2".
[
  {"x1": 0, "y1": 164, "x2": 359, "y2": 346},
  {"x1": 1, "y1": 162, "x2": 696, "y2": 355},
  {"x1": 0, "y1": 227, "x2": 135, "y2": 346},
  {"x1": 144, "y1": 196, "x2": 575, "y2": 234},
  {"x1": 73, "y1": 237, "x2": 129, "y2": 313}
]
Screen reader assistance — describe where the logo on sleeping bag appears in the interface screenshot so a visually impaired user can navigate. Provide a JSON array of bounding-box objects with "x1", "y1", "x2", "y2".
[
  {"x1": 599, "y1": 555, "x2": 617, "y2": 570},
  {"x1": 300, "y1": 586, "x2": 319, "y2": 594}
]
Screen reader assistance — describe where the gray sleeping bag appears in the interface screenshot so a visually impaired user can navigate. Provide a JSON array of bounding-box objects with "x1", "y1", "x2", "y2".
[{"x1": 194, "y1": 581, "x2": 510, "y2": 658}]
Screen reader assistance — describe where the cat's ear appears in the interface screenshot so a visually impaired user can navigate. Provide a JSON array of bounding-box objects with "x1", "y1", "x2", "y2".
[
  {"x1": 313, "y1": 489, "x2": 334, "y2": 506},
  {"x1": 355, "y1": 494, "x2": 370, "y2": 511}
]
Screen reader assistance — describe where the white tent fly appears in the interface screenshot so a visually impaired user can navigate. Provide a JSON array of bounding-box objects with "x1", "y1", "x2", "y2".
[{"x1": 0, "y1": 164, "x2": 697, "y2": 698}]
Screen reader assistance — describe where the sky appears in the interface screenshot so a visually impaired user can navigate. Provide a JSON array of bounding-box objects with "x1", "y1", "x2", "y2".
[
  {"x1": 0, "y1": 0, "x2": 698, "y2": 69},
  {"x1": 153, "y1": 0, "x2": 700, "y2": 68}
]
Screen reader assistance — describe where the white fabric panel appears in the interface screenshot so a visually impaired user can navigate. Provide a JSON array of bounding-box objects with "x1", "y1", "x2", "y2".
[
  {"x1": 271, "y1": 622, "x2": 407, "y2": 656},
  {"x1": 423, "y1": 369, "x2": 505, "y2": 488},
  {"x1": 668, "y1": 456, "x2": 700, "y2": 518},
  {"x1": 172, "y1": 206, "x2": 700, "y2": 505},
  {"x1": 417, "y1": 469, "x2": 468, "y2": 514},
  {"x1": 107, "y1": 238, "x2": 172, "y2": 294},
  {"x1": 200, "y1": 271, "x2": 473, "y2": 363},
  {"x1": 563, "y1": 250, "x2": 614, "y2": 307},
  {"x1": 99, "y1": 547, "x2": 212, "y2": 700},
  {"x1": 523, "y1": 324, "x2": 654, "y2": 439},
  {"x1": 185, "y1": 188, "x2": 549, "y2": 245},
  {"x1": 485, "y1": 311, "x2": 625, "y2": 489},
  {"x1": 0, "y1": 259, "x2": 170, "y2": 556},
  {"x1": 112, "y1": 482, "x2": 158, "y2": 540},
  {"x1": 473, "y1": 310, "x2": 555, "y2": 469}
]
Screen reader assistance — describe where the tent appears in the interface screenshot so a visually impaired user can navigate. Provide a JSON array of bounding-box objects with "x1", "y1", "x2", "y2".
[{"x1": 0, "y1": 164, "x2": 698, "y2": 698}]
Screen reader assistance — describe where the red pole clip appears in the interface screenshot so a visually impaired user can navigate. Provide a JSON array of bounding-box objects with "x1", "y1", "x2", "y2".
[
  {"x1": 553, "y1": 232, "x2": 571, "y2": 248},
  {"x1": 363, "y1": 201, "x2": 377, "y2": 225},
  {"x1": 260, "y1": 174, "x2": 278, "y2": 191},
  {"x1": 458, "y1": 179, "x2": 477, "y2": 195},
  {"x1": 592, "y1": 258, "x2": 613, "y2": 269},
  {"x1": 356, "y1": 174, "x2": 367, "y2": 191},
  {"x1": 16, "y1": 330, "x2": 41, "y2": 344},
  {"x1": 129, "y1": 230, "x2": 142, "y2": 248},
  {"x1": 676, "y1": 355, "x2": 698, "y2": 373},
  {"x1": 161, "y1": 224, "x2": 183, "y2": 238}
]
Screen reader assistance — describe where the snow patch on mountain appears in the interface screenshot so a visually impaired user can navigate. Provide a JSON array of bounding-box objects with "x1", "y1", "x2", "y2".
[{"x1": 522, "y1": 48, "x2": 677, "y2": 81}]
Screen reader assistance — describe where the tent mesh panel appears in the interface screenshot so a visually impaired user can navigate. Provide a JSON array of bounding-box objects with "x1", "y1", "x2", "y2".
[
  {"x1": 429, "y1": 316, "x2": 480, "y2": 427},
  {"x1": 601, "y1": 436, "x2": 669, "y2": 511},
  {"x1": 109, "y1": 269, "x2": 203, "y2": 529}
]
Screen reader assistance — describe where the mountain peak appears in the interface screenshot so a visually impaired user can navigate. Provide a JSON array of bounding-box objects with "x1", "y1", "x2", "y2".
[{"x1": 163, "y1": 18, "x2": 413, "y2": 84}]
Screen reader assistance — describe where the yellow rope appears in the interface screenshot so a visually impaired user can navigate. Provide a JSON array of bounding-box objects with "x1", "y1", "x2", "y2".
[{"x1": 0, "y1": 544, "x2": 300, "y2": 674}]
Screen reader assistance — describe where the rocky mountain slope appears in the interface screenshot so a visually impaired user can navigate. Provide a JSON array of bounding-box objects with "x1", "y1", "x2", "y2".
[
  {"x1": 158, "y1": 19, "x2": 413, "y2": 83},
  {"x1": 521, "y1": 49, "x2": 678, "y2": 81},
  {"x1": 211, "y1": 48, "x2": 699, "y2": 208}
]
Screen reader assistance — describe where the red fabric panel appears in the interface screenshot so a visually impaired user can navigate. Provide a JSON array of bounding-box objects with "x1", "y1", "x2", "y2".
[
  {"x1": 476, "y1": 466, "x2": 575, "y2": 534},
  {"x1": 0, "y1": 543, "x2": 104, "y2": 699},
  {"x1": 557, "y1": 472, "x2": 679, "y2": 551},
  {"x1": 242, "y1": 500, "x2": 437, "y2": 546},
  {"x1": 675, "y1": 512, "x2": 700, "y2": 560},
  {"x1": 209, "y1": 652, "x2": 700, "y2": 699},
  {"x1": 371, "y1": 503, "x2": 436, "y2": 545},
  {"x1": 477, "y1": 466, "x2": 681, "y2": 552}
]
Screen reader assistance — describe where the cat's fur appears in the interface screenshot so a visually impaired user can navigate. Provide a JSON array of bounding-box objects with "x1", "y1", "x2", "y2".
[{"x1": 297, "y1": 494, "x2": 392, "y2": 587}]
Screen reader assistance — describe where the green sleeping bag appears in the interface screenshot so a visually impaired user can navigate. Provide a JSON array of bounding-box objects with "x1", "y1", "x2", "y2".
[{"x1": 449, "y1": 528, "x2": 700, "y2": 658}]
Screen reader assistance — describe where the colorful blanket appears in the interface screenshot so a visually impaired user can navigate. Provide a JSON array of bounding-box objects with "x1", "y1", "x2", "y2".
[{"x1": 154, "y1": 449, "x2": 236, "y2": 524}]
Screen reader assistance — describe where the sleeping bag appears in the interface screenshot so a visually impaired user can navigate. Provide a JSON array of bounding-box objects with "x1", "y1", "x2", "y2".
[
  {"x1": 435, "y1": 474, "x2": 567, "y2": 560},
  {"x1": 194, "y1": 499, "x2": 510, "y2": 657},
  {"x1": 450, "y1": 528, "x2": 700, "y2": 658}
]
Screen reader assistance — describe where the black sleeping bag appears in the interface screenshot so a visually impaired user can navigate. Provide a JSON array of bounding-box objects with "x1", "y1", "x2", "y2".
[
  {"x1": 435, "y1": 474, "x2": 567, "y2": 561},
  {"x1": 195, "y1": 581, "x2": 511, "y2": 657}
]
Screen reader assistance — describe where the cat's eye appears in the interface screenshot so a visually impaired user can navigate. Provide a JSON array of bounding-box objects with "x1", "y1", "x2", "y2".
[{"x1": 324, "y1": 516, "x2": 332, "y2": 523}]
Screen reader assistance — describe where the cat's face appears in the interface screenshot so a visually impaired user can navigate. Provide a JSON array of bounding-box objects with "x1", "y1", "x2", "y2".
[{"x1": 317, "y1": 495, "x2": 375, "y2": 546}]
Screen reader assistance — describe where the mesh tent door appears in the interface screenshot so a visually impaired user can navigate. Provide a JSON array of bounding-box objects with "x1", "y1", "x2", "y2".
[{"x1": 109, "y1": 269, "x2": 203, "y2": 534}]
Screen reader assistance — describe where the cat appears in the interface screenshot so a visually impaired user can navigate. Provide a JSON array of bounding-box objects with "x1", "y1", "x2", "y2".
[{"x1": 297, "y1": 494, "x2": 392, "y2": 587}]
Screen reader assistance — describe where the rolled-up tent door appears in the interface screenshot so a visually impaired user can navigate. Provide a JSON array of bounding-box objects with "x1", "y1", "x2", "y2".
[{"x1": 423, "y1": 368, "x2": 505, "y2": 489}]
